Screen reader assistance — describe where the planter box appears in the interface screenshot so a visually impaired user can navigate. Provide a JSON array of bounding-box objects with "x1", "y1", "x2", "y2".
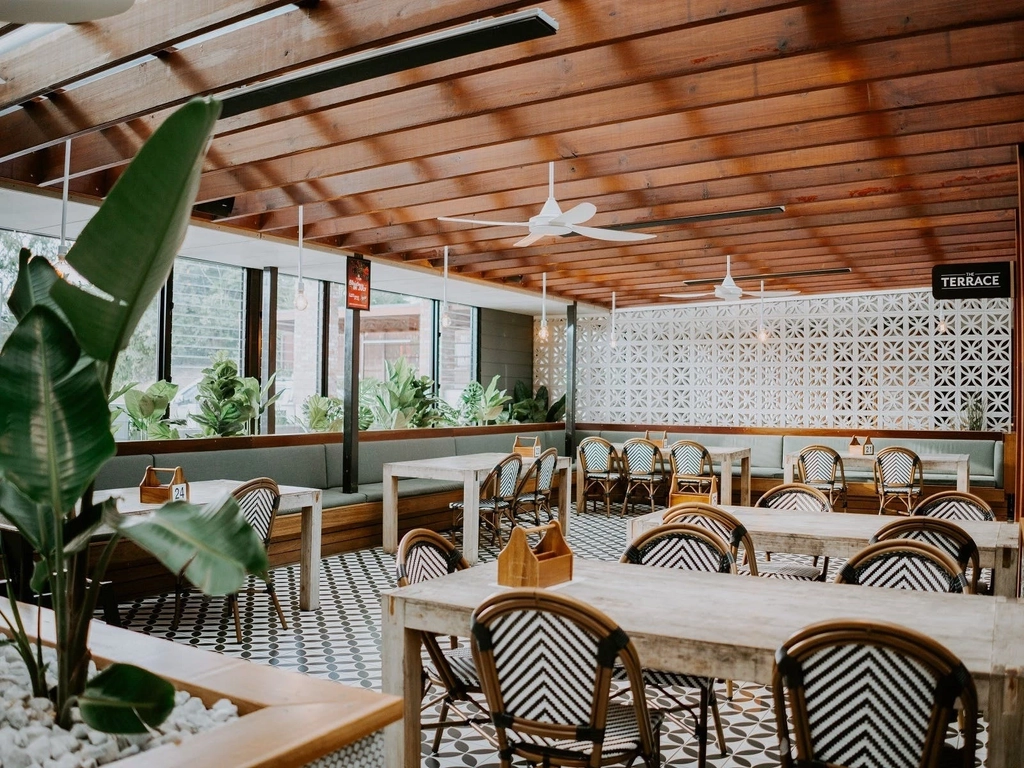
[{"x1": 0, "y1": 599, "x2": 402, "y2": 768}]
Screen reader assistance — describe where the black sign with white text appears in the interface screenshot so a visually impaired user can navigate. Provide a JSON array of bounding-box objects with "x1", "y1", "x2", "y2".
[{"x1": 932, "y1": 262, "x2": 1012, "y2": 300}]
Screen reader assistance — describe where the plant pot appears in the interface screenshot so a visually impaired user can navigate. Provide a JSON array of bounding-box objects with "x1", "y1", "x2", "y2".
[{"x1": 1, "y1": 599, "x2": 401, "y2": 768}]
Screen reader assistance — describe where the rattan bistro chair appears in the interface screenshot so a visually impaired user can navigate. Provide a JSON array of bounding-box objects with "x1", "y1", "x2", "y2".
[
  {"x1": 871, "y1": 517, "x2": 982, "y2": 594},
  {"x1": 795, "y1": 444, "x2": 848, "y2": 512},
  {"x1": 661, "y1": 502, "x2": 759, "y2": 575},
  {"x1": 450, "y1": 453, "x2": 523, "y2": 548},
  {"x1": 914, "y1": 490, "x2": 996, "y2": 521},
  {"x1": 754, "y1": 483, "x2": 833, "y2": 581},
  {"x1": 578, "y1": 436, "x2": 621, "y2": 516},
  {"x1": 667, "y1": 440, "x2": 718, "y2": 505},
  {"x1": 620, "y1": 438, "x2": 665, "y2": 516},
  {"x1": 621, "y1": 523, "x2": 732, "y2": 767},
  {"x1": 173, "y1": 477, "x2": 288, "y2": 642},
  {"x1": 836, "y1": 539, "x2": 968, "y2": 593},
  {"x1": 471, "y1": 589, "x2": 661, "y2": 768},
  {"x1": 512, "y1": 447, "x2": 559, "y2": 526},
  {"x1": 874, "y1": 446, "x2": 925, "y2": 515},
  {"x1": 396, "y1": 529, "x2": 492, "y2": 754},
  {"x1": 772, "y1": 619, "x2": 977, "y2": 768}
]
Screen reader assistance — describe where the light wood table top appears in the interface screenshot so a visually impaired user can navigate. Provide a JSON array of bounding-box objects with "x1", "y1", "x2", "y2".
[
  {"x1": 382, "y1": 558, "x2": 1024, "y2": 767},
  {"x1": 783, "y1": 451, "x2": 972, "y2": 491}
]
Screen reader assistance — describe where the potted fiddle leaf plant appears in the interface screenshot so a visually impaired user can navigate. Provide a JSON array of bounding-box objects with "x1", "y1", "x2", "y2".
[{"x1": 0, "y1": 97, "x2": 268, "y2": 737}]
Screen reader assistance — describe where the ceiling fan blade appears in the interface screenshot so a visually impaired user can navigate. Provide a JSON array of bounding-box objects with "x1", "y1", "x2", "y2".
[
  {"x1": 438, "y1": 216, "x2": 530, "y2": 228},
  {"x1": 551, "y1": 202, "x2": 597, "y2": 226},
  {"x1": 567, "y1": 223, "x2": 656, "y2": 242},
  {"x1": 514, "y1": 232, "x2": 546, "y2": 247},
  {"x1": 660, "y1": 292, "x2": 716, "y2": 299},
  {"x1": 0, "y1": 0, "x2": 134, "y2": 22},
  {"x1": 742, "y1": 289, "x2": 801, "y2": 298},
  {"x1": 607, "y1": 205, "x2": 787, "y2": 232}
]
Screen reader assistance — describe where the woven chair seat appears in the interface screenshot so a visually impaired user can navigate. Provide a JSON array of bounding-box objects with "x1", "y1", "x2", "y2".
[
  {"x1": 438, "y1": 645, "x2": 480, "y2": 688},
  {"x1": 508, "y1": 702, "x2": 661, "y2": 759},
  {"x1": 449, "y1": 499, "x2": 512, "y2": 511},
  {"x1": 758, "y1": 562, "x2": 823, "y2": 580}
]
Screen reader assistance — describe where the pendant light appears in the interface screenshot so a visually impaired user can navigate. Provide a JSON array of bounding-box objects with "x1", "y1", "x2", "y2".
[
  {"x1": 537, "y1": 272, "x2": 549, "y2": 341},
  {"x1": 440, "y1": 245, "x2": 452, "y2": 328},
  {"x1": 937, "y1": 300, "x2": 948, "y2": 334},
  {"x1": 56, "y1": 139, "x2": 71, "y2": 276},
  {"x1": 756, "y1": 280, "x2": 770, "y2": 342},
  {"x1": 609, "y1": 291, "x2": 617, "y2": 348},
  {"x1": 294, "y1": 204, "x2": 308, "y2": 311}
]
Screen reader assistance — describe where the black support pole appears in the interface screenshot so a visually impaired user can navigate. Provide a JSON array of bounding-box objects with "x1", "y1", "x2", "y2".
[
  {"x1": 342, "y1": 306, "x2": 361, "y2": 493},
  {"x1": 564, "y1": 301, "x2": 577, "y2": 458},
  {"x1": 258, "y1": 267, "x2": 277, "y2": 434}
]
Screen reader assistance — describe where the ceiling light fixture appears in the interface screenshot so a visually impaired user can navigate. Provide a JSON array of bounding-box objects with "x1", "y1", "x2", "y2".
[
  {"x1": 294, "y1": 204, "x2": 308, "y2": 311},
  {"x1": 219, "y1": 8, "x2": 558, "y2": 118},
  {"x1": 440, "y1": 245, "x2": 452, "y2": 329},
  {"x1": 937, "y1": 301, "x2": 948, "y2": 334},
  {"x1": 756, "y1": 280, "x2": 770, "y2": 343},
  {"x1": 54, "y1": 138, "x2": 71, "y2": 277},
  {"x1": 609, "y1": 291, "x2": 617, "y2": 348},
  {"x1": 537, "y1": 272, "x2": 549, "y2": 341},
  {"x1": 0, "y1": 0, "x2": 134, "y2": 24}
]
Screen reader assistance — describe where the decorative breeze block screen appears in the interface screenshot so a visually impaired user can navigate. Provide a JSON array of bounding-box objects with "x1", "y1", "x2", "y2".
[{"x1": 533, "y1": 290, "x2": 1010, "y2": 431}]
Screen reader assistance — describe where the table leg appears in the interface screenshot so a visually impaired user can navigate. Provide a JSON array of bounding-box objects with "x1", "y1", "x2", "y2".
[
  {"x1": 740, "y1": 457, "x2": 751, "y2": 506},
  {"x1": 558, "y1": 464, "x2": 571, "y2": 537},
  {"x1": 463, "y1": 477, "x2": 480, "y2": 564},
  {"x1": 958, "y1": 459, "x2": 970, "y2": 493},
  {"x1": 783, "y1": 457, "x2": 795, "y2": 484},
  {"x1": 382, "y1": 594, "x2": 422, "y2": 768},
  {"x1": 299, "y1": 492, "x2": 322, "y2": 611},
  {"x1": 383, "y1": 467, "x2": 400, "y2": 554},
  {"x1": 575, "y1": 461, "x2": 584, "y2": 513},
  {"x1": 992, "y1": 545, "x2": 1021, "y2": 599},
  {"x1": 718, "y1": 458, "x2": 733, "y2": 506}
]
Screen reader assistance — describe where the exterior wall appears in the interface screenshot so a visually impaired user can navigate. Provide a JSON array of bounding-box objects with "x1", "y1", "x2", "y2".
[
  {"x1": 534, "y1": 290, "x2": 1011, "y2": 431},
  {"x1": 480, "y1": 308, "x2": 533, "y2": 392}
]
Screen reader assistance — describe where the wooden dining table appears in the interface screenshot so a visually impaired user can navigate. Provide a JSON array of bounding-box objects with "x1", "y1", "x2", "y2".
[
  {"x1": 382, "y1": 559, "x2": 1024, "y2": 767},
  {"x1": 627, "y1": 504, "x2": 1022, "y2": 598},
  {"x1": 382, "y1": 452, "x2": 573, "y2": 564}
]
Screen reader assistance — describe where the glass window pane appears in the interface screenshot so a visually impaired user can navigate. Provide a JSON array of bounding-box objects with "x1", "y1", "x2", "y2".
[
  {"x1": 111, "y1": 295, "x2": 160, "y2": 394},
  {"x1": 360, "y1": 289, "x2": 433, "y2": 380},
  {"x1": 327, "y1": 282, "x2": 347, "y2": 398},
  {"x1": 276, "y1": 274, "x2": 321, "y2": 429},
  {"x1": 169, "y1": 258, "x2": 245, "y2": 422},
  {"x1": 438, "y1": 303, "x2": 474, "y2": 405},
  {"x1": 0, "y1": 229, "x2": 62, "y2": 348}
]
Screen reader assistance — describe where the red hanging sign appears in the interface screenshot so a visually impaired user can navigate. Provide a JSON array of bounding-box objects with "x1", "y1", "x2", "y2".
[{"x1": 346, "y1": 258, "x2": 371, "y2": 310}]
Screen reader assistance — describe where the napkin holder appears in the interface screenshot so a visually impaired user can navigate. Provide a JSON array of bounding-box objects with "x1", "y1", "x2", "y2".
[
  {"x1": 498, "y1": 522, "x2": 573, "y2": 588},
  {"x1": 644, "y1": 430, "x2": 669, "y2": 449},
  {"x1": 512, "y1": 435, "x2": 541, "y2": 459},
  {"x1": 139, "y1": 466, "x2": 190, "y2": 503}
]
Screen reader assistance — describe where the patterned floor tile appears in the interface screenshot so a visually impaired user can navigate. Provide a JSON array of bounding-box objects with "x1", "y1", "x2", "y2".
[{"x1": 119, "y1": 503, "x2": 986, "y2": 767}]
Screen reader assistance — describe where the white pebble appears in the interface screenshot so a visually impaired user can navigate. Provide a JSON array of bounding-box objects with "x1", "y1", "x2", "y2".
[{"x1": 86, "y1": 731, "x2": 107, "y2": 747}]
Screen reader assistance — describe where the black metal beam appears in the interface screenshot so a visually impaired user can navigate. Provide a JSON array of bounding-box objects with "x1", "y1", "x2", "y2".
[
  {"x1": 342, "y1": 305, "x2": 361, "y2": 494},
  {"x1": 564, "y1": 301, "x2": 577, "y2": 459}
]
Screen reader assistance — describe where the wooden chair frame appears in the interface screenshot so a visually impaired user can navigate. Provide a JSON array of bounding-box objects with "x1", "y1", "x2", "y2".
[
  {"x1": 471, "y1": 589, "x2": 660, "y2": 768},
  {"x1": 836, "y1": 538, "x2": 968, "y2": 593},
  {"x1": 667, "y1": 440, "x2": 718, "y2": 505},
  {"x1": 874, "y1": 446, "x2": 925, "y2": 516},
  {"x1": 795, "y1": 444, "x2": 848, "y2": 513},
  {"x1": 754, "y1": 483, "x2": 834, "y2": 581},
  {"x1": 451, "y1": 453, "x2": 523, "y2": 548},
  {"x1": 396, "y1": 528, "x2": 494, "y2": 754},
  {"x1": 870, "y1": 517, "x2": 981, "y2": 594},
  {"x1": 620, "y1": 438, "x2": 665, "y2": 516},
  {"x1": 512, "y1": 447, "x2": 559, "y2": 526},
  {"x1": 913, "y1": 490, "x2": 995, "y2": 521},
  {"x1": 773, "y1": 619, "x2": 977, "y2": 768},
  {"x1": 578, "y1": 437, "x2": 621, "y2": 517}
]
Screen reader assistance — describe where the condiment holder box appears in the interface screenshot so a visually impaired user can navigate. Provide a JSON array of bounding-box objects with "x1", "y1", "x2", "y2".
[
  {"x1": 497, "y1": 521, "x2": 573, "y2": 588},
  {"x1": 139, "y1": 466, "x2": 190, "y2": 504},
  {"x1": 512, "y1": 435, "x2": 541, "y2": 458}
]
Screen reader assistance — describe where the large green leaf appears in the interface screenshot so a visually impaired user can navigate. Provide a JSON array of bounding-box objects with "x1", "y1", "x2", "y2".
[
  {"x1": 52, "y1": 97, "x2": 221, "y2": 365},
  {"x1": 0, "y1": 307, "x2": 115, "y2": 513},
  {"x1": 0, "y1": 480, "x2": 56, "y2": 557},
  {"x1": 79, "y1": 663, "x2": 174, "y2": 734},
  {"x1": 7, "y1": 248, "x2": 63, "y2": 322},
  {"x1": 117, "y1": 493, "x2": 268, "y2": 595}
]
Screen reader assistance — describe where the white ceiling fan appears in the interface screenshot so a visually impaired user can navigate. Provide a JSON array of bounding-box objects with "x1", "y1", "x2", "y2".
[
  {"x1": 438, "y1": 162, "x2": 656, "y2": 248},
  {"x1": 661, "y1": 255, "x2": 801, "y2": 302},
  {"x1": 0, "y1": 0, "x2": 134, "y2": 23}
]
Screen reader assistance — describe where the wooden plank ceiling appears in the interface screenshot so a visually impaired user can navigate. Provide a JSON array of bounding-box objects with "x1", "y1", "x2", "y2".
[{"x1": 0, "y1": 0, "x2": 1021, "y2": 310}]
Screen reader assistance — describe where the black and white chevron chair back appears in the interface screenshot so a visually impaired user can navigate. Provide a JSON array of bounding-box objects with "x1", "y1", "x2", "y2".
[
  {"x1": 493, "y1": 454, "x2": 524, "y2": 499},
  {"x1": 838, "y1": 540, "x2": 967, "y2": 593},
  {"x1": 772, "y1": 620, "x2": 977, "y2": 768},
  {"x1": 661, "y1": 503, "x2": 749, "y2": 558},
  {"x1": 796, "y1": 446, "x2": 840, "y2": 485},
  {"x1": 913, "y1": 491, "x2": 995, "y2": 521},
  {"x1": 876, "y1": 447, "x2": 921, "y2": 488},
  {"x1": 232, "y1": 478, "x2": 281, "y2": 546},
  {"x1": 757, "y1": 483, "x2": 831, "y2": 514},
  {"x1": 579, "y1": 437, "x2": 614, "y2": 474},
  {"x1": 669, "y1": 440, "x2": 713, "y2": 478},
  {"x1": 396, "y1": 530, "x2": 466, "y2": 587},
  {"x1": 623, "y1": 524, "x2": 734, "y2": 574},
  {"x1": 535, "y1": 448, "x2": 558, "y2": 492},
  {"x1": 870, "y1": 518, "x2": 980, "y2": 593},
  {"x1": 471, "y1": 590, "x2": 657, "y2": 767},
  {"x1": 622, "y1": 438, "x2": 660, "y2": 476}
]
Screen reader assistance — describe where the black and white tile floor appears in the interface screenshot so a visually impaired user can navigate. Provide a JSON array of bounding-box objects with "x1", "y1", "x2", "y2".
[{"x1": 119, "y1": 505, "x2": 985, "y2": 767}]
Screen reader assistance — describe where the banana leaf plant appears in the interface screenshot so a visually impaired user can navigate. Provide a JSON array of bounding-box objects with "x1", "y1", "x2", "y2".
[{"x1": 0, "y1": 98, "x2": 268, "y2": 733}]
